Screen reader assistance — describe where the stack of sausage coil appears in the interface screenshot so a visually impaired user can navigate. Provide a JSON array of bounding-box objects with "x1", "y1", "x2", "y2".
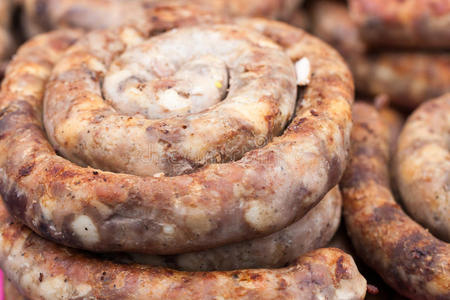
[
  {"x1": 0, "y1": 3, "x2": 368, "y2": 299},
  {"x1": 305, "y1": 0, "x2": 450, "y2": 110}
]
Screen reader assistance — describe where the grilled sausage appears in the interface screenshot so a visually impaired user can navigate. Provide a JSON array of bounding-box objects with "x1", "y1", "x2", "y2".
[{"x1": 341, "y1": 102, "x2": 450, "y2": 299}]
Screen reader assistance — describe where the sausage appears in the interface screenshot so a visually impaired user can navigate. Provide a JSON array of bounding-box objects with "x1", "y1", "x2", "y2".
[
  {"x1": 309, "y1": 0, "x2": 366, "y2": 59},
  {"x1": 0, "y1": 17, "x2": 353, "y2": 254},
  {"x1": 21, "y1": 0, "x2": 303, "y2": 37},
  {"x1": 352, "y1": 54, "x2": 450, "y2": 110},
  {"x1": 349, "y1": 0, "x2": 450, "y2": 49},
  {"x1": 124, "y1": 186, "x2": 342, "y2": 271},
  {"x1": 309, "y1": 0, "x2": 450, "y2": 110},
  {"x1": 0, "y1": 200, "x2": 367, "y2": 299},
  {"x1": 394, "y1": 94, "x2": 450, "y2": 241},
  {"x1": 45, "y1": 25, "x2": 298, "y2": 177},
  {"x1": 341, "y1": 102, "x2": 450, "y2": 299}
]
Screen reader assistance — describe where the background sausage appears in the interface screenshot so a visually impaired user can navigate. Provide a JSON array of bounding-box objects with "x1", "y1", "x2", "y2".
[
  {"x1": 308, "y1": 0, "x2": 450, "y2": 110},
  {"x1": 341, "y1": 102, "x2": 450, "y2": 299},
  {"x1": 349, "y1": 0, "x2": 450, "y2": 49},
  {"x1": 394, "y1": 94, "x2": 450, "y2": 241}
]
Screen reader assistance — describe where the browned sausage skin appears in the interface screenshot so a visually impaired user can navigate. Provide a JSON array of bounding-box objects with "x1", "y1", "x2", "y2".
[
  {"x1": 0, "y1": 201, "x2": 367, "y2": 299},
  {"x1": 349, "y1": 0, "x2": 450, "y2": 49},
  {"x1": 341, "y1": 102, "x2": 450, "y2": 299},
  {"x1": 394, "y1": 94, "x2": 450, "y2": 242},
  {"x1": 0, "y1": 15, "x2": 353, "y2": 255}
]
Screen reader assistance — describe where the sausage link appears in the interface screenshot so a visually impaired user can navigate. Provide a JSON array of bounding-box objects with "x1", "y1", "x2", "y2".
[
  {"x1": 349, "y1": 0, "x2": 450, "y2": 49},
  {"x1": 309, "y1": 0, "x2": 450, "y2": 110},
  {"x1": 341, "y1": 102, "x2": 450, "y2": 299},
  {"x1": 394, "y1": 94, "x2": 450, "y2": 241}
]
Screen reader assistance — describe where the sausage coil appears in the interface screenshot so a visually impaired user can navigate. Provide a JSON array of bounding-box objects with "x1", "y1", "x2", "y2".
[{"x1": 0, "y1": 7, "x2": 354, "y2": 255}]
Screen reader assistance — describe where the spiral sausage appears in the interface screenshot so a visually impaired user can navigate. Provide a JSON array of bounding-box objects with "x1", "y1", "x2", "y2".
[
  {"x1": 394, "y1": 94, "x2": 450, "y2": 242},
  {"x1": 349, "y1": 0, "x2": 450, "y2": 49},
  {"x1": 341, "y1": 102, "x2": 450, "y2": 299},
  {"x1": 309, "y1": 0, "x2": 450, "y2": 109},
  {"x1": 0, "y1": 11, "x2": 353, "y2": 255},
  {"x1": 21, "y1": 0, "x2": 303, "y2": 37}
]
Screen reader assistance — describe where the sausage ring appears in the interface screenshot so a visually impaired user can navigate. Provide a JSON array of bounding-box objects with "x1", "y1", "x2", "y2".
[
  {"x1": 341, "y1": 102, "x2": 450, "y2": 299},
  {"x1": 21, "y1": 0, "x2": 303, "y2": 37},
  {"x1": 394, "y1": 94, "x2": 450, "y2": 241},
  {"x1": 0, "y1": 8, "x2": 353, "y2": 255}
]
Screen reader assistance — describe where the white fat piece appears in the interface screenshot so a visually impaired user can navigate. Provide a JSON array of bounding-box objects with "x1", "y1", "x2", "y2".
[
  {"x1": 295, "y1": 57, "x2": 311, "y2": 86},
  {"x1": 71, "y1": 215, "x2": 100, "y2": 246}
]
